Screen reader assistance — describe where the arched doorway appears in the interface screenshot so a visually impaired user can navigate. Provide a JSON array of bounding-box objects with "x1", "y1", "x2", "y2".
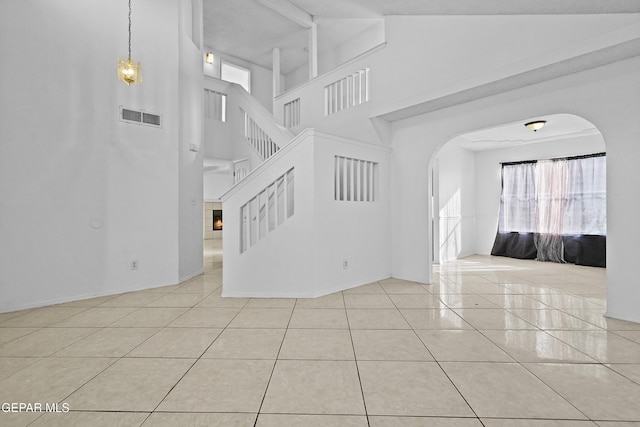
[
  {"x1": 431, "y1": 113, "x2": 605, "y2": 266},
  {"x1": 424, "y1": 113, "x2": 609, "y2": 323},
  {"x1": 389, "y1": 56, "x2": 639, "y2": 323}
]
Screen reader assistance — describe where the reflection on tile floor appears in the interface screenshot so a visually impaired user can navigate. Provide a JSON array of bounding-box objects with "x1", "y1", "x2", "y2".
[{"x1": 1, "y1": 242, "x2": 640, "y2": 426}]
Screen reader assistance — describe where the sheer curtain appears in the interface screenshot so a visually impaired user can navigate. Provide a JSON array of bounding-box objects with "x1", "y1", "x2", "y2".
[
  {"x1": 564, "y1": 155, "x2": 606, "y2": 235},
  {"x1": 492, "y1": 153, "x2": 606, "y2": 264},
  {"x1": 498, "y1": 162, "x2": 536, "y2": 233},
  {"x1": 534, "y1": 159, "x2": 568, "y2": 262}
]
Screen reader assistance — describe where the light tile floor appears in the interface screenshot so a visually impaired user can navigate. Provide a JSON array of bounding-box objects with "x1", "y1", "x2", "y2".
[{"x1": 1, "y1": 240, "x2": 640, "y2": 426}]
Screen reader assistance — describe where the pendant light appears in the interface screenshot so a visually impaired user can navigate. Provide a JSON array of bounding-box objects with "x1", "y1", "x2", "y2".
[{"x1": 118, "y1": 0, "x2": 142, "y2": 85}]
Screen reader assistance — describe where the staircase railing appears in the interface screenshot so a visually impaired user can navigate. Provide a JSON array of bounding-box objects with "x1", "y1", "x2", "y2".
[
  {"x1": 228, "y1": 84, "x2": 294, "y2": 161},
  {"x1": 239, "y1": 167, "x2": 295, "y2": 254},
  {"x1": 221, "y1": 129, "x2": 391, "y2": 298},
  {"x1": 241, "y1": 109, "x2": 280, "y2": 160}
]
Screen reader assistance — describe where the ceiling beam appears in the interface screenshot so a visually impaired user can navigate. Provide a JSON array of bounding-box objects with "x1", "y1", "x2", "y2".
[{"x1": 256, "y1": 0, "x2": 313, "y2": 28}]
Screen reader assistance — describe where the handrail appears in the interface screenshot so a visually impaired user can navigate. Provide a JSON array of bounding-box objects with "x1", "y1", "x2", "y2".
[
  {"x1": 228, "y1": 83, "x2": 294, "y2": 147},
  {"x1": 220, "y1": 128, "x2": 313, "y2": 202},
  {"x1": 220, "y1": 128, "x2": 390, "y2": 202},
  {"x1": 275, "y1": 42, "x2": 387, "y2": 100},
  {"x1": 241, "y1": 109, "x2": 280, "y2": 160}
]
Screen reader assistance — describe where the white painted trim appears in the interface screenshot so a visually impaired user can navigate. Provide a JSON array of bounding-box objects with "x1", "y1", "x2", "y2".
[
  {"x1": 275, "y1": 42, "x2": 387, "y2": 100},
  {"x1": 256, "y1": 0, "x2": 313, "y2": 28},
  {"x1": 221, "y1": 278, "x2": 391, "y2": 299},
  {"x1": 376, "y1": 38, "x2": 640, "y2": 122},
  {"x1": 309, "y1": 22, "x2": 318, "y2": 79},
  {"x1": 1, "y1": 281, "x2": 180, "y2": 314},
  {"x1": 604, "y1": 310, "x2": 640, "y2": 324},
  {"x1": 220, "y1": 129, "x2": 390, "y2": 201},
  {"x1": 313, "y1": 129, "x2": 392, "y2": 153},
  {"x1": 179, "y1": 268, "x2": 204, "y2": 283},
  {"x1": 204, "y1": 75, "x2": 232, "y2": 92}
]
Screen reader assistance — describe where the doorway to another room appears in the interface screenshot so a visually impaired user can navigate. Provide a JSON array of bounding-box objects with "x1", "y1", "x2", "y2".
[
  {"x1": 204, "y1": 201, "x2": 223, "y2": 274},
  {"x1": 430, "y1": 113, "x2": 607, "y2": 307},
  {"x1": 431, "y1": 113, "x2": 606, "y2": 265}
]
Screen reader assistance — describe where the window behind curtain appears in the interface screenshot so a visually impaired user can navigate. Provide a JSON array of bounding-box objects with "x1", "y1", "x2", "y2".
[
  {"x1": 563, "y1": 155, "x2": 606, "y2": 235},
  {"x1": 498, "y1": 162, "x2": 536, "y2": 233},
  {"x1": 498, "y1": 153, "x2": 606, "y2": 236}
]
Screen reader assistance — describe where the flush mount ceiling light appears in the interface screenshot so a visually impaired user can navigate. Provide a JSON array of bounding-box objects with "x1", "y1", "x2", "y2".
[
  {"x1": 524, "y1": 120, "x2": 546, "y2": 132},
  {"x1": 205, "y1": 52, "x2": 214, "y2": 64},
  {"x1": 118, "y1": 0, "x2": 142, "y2": 85}
]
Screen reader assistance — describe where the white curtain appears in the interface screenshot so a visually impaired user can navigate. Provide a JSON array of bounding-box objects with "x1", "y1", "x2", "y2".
[
  {"x1": 496, "y1": 154, "x2": 606, "y2": 263},
  {"x1": 534, "y1": 159, "x2": 568, "y2": 262},
  {"x1": 563, "y1": 155, "x2": 606, "y2": 235},
  {"x1": 498, "y1": 162, "x2": 536, "y2": 233}
]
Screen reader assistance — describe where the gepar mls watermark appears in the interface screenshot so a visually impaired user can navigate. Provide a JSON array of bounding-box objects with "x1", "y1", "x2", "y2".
[{"x1": 2, "y1": 402, "x2": 69, "y2": 413}]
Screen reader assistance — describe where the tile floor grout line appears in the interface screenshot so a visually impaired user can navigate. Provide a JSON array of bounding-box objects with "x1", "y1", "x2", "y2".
[
  {"x1": 1, "y1": 297, "x2": 197, "y2": 412},
  {"x1": 466, "y1": 264, "x2": 597, "y2": 422},
  {"x1": 516, "y1": 361, "x2": 594, "y2": 422},
  {"x1": 147, "y1": 293, "x2": 247, "y2": 416},
  {"x1": 3, "y1": 247, "x2": 640, "y2": 425},
  {"x1": 343, "y1": 289, "x2": 371, "y2": 427},
  {"x1": 252, "y1": 298, "x2": 296, "y2": 427},
  {"x1": 383, "y1": 279, "x2": 486, "y2": 424}
]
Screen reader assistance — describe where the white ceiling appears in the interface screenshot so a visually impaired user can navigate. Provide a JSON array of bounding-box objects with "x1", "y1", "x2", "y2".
[
  {"x1": 203, "y1": 0, "x2": 640, "y2": 73},
  {"x1": 452, "y1": 114, "x2": 600, "y2": 152}
]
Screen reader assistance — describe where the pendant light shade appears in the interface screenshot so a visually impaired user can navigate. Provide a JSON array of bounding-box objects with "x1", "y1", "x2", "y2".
[
  {"x1": 118, "y1": 58, "x2": 142, "y2": 85},
  {"x1": 524, "y1": 120, "x2": 546, "y2": 132},
  {"x1": 118, "y1": 0, "x2": 142, "y2": 85}
]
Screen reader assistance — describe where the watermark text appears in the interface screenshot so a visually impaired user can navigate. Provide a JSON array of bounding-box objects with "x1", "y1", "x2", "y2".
[{"x1": 1, "y1": 402, "x2": 69, "y2": 413}]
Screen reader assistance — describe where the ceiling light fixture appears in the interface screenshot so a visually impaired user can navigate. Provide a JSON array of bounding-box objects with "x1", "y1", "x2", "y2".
[
  {"x1": 118, "y1": 0, "x2": 142, "y2": 85},
  {"x1": 205, "y1": 53, "x2": 214, "y2": 64},
  {"x1": 524, "y1": 120, "x2": 546, "y2": 132}
]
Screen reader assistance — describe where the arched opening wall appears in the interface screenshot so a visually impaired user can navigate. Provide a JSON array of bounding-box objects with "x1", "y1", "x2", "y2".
[
  {"x1": 389, "y1": 56, "x2": 640, "y2": 323},
  {"x1": 432, "y1": 114, "x2": 605, "y2": 265}
]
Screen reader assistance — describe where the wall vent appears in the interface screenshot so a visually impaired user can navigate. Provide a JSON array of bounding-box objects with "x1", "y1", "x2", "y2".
[{"x1": 120, "y1": 106, "x2": 162, "y2": 128}]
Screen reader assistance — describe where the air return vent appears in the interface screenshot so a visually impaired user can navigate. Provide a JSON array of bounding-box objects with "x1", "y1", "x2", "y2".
[
  {"x1": 120, "y1": 106, "x2": 162, "y2": 128},
  {"x1": 142, "y1": 113, "x2": 161, "y2": 126}
]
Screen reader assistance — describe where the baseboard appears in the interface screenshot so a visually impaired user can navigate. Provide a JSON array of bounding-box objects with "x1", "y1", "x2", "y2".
[
  {"x1": 604, "y1": 310, "x2": 640, "y2": 325},
  {"x1": 179, "y1": 268, "x2": 204, "y2": 283},
  {"x1": 0, "y1": 280, "x2": 180, "y2": 315},
  {"x1": 221, "y1": 274, "x2": 393, "y2": 299}
]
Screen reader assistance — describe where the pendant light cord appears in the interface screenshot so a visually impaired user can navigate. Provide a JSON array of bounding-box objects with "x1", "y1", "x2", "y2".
[{"x1": 128, "y1": 0, "x2": 132, "y2": 60}]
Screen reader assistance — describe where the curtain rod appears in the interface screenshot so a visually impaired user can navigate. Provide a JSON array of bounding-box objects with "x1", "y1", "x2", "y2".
[{"x1": 501, "y1": 152, "x2": 605, "y2": 167}]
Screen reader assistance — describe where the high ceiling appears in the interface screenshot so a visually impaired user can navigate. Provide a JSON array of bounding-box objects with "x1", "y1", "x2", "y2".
[{"x1": 203, "y1": 0, "x2": 640, "y2": 73}]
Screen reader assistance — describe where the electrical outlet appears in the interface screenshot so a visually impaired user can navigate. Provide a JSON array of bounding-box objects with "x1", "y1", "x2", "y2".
[
  {"x1": 343, "y1": 259, "x2": 349, "y2": 269},
  {"x1": 131, "y1": 260, "x2": 139, "y2": 270}
]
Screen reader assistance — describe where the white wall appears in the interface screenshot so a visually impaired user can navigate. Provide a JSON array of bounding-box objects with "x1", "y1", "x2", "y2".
[
  {"x1": 178, "y1": 0, "x2": 205, "y2": 282},
  {"x1": 379, "y1": 15, "x2": 640, "y2": 113},
  {"x1": 203, "y1": 47, "x2": 278, "y2": 113},
  {"x1": 318, "y1": 20, "x2": 385, "y2": 76},
  {"x1": 222, "y1": 130, "x2": 391, "y2": 297},
  {"x1": 275, "y1": 14, "x2": 640, "y2": 146},
  {"x1": 204, "y1": 201, "x2": 222, "y2": 239},
  {"x1": 473, "y1": 133, "x2": 605, "y2": 255},
  {"x1": 204, "y1": 171, "x2": 233, "y2": 200},
  {"x1": 312, "y1": 133, "x2": 391, "y2": 294},
  {"x1": 285, "y1": 19, "x2": 385, "y2": 91},
  {"x1": 390, "y1": 56, "x2": 640, "y2": 323},
  {"x1": 0, "y1": 0, "x2": 202, "y2": 312},
  {"x1": 435, "y1": 142, "x2": 476, "y2": 263},
  {"x1": 203, "y1": 78, "x2": 234, "y2": 160}
]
